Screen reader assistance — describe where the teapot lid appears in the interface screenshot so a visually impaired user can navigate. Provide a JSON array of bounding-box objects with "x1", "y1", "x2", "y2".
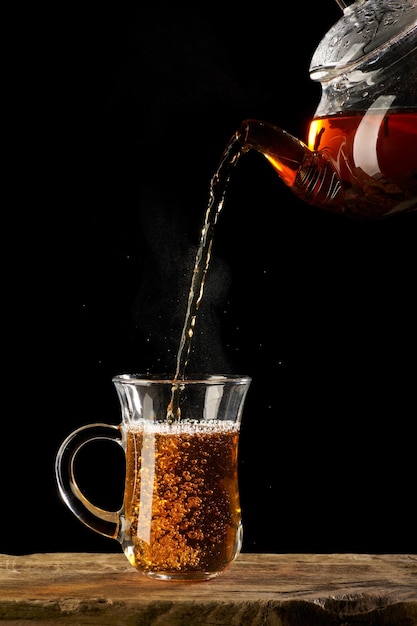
[{"x1": 310, "y1": 0, "x2": 417, "y2": 80}]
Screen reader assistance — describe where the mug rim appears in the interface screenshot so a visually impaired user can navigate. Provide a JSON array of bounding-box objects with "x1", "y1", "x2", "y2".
[{"x1": 112, "y1": 373, "x2": 252, "y2": 385}]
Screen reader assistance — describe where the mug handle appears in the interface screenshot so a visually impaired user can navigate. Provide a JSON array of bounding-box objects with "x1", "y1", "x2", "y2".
[{"x1": 55, "y1": 423, "x2": 123, "y2": 539}]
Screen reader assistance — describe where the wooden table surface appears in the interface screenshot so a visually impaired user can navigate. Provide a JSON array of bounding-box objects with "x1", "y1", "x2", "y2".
[{"x1": 0, "y1": 552, "x2": 416, "y2": 625}]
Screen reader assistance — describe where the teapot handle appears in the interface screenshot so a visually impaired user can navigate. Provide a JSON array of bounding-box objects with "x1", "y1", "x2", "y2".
[{"x1": 55, "y1": 423, "x2": 123, "y2": 539}]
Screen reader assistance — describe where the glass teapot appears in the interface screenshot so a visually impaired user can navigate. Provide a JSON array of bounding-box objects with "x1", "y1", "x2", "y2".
[{"x1": 237, "y1": 0, "x2": 417, "y2": 219}]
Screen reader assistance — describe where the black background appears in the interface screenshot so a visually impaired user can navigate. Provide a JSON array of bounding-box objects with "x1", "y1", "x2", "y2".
[{"x1": 5, "y1": 2, "x2": 416, "y2": 556}]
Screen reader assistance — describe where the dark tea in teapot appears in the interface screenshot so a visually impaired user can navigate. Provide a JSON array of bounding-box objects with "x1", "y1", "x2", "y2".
[{"x1": 307, "y1": 110, "x2": 416, "y2": 218}]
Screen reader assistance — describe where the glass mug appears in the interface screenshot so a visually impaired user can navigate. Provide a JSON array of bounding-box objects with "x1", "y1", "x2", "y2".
[{"x1": 55, "y1": 374, "x2": 251, "y2": 581}]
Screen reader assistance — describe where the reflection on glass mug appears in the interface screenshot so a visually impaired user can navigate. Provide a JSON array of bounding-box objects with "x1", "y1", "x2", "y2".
[{"x1": 55, "y1": 374, "x2": 251, "y2": 581}]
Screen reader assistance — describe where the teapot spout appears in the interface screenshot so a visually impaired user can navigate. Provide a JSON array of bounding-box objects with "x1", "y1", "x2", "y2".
[{"x1": 237, "y1": 119, "x2": 343, "y2": 210}]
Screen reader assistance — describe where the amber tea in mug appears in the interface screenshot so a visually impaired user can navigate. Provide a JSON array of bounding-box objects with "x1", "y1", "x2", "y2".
[{"x1": 55, "y1": 374, "x2": 251, "y2": 581}]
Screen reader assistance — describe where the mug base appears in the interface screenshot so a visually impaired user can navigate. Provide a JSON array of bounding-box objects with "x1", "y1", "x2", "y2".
[{"x1": 145, "y1": 570, "x2": 222, "y2": 581}]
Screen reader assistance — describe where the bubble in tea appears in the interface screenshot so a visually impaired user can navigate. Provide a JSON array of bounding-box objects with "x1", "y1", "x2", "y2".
[{"x1": 123, "y1": 419, "x2": 242, "y2": 578}]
